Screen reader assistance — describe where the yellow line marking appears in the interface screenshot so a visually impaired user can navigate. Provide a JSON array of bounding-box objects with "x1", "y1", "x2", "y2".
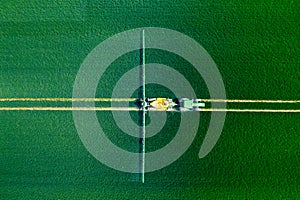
[
  {"x1": 201, "y1": 99, "x2": 300, "y2": 103},
  {"x1": 200, "y1": 109, "x2": 300, "y2": 113},
  {"x1": 0, "y1": 107, "x2": 141, "y2": 111},
  {"x1": 0, "y1": 98, "x2": 136, "y2": 102},
  {"x1": 0, "y1": 107, "x2": 299, "y2": 112},
  {"x1": 1, "y1": 98, "x2": 299, "y2": 104}
]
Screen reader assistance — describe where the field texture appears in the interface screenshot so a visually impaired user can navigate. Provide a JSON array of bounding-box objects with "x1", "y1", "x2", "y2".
[{"x1": 1, "y1": 0, "x2": 300, "y2": 199}]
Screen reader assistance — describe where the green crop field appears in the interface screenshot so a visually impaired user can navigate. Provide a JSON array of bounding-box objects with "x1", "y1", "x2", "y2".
[{"x1": 1, "y1": 1, "x2": 299, "y2": 199}]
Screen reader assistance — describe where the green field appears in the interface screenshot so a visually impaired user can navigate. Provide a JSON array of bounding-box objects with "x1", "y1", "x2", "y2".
[{"x1": 1, "y1": 1, "x2": 300, "y2": 199}]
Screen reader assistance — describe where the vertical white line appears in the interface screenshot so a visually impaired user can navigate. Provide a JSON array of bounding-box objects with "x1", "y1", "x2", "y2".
[{"x1": 141, "y1": 29, "x2": 146, "y2": 183}]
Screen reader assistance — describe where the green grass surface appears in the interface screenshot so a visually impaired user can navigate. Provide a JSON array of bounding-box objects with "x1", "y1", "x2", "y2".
[{"x1": 1, "y1": 0, "x2": 300, "y2": 199}]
